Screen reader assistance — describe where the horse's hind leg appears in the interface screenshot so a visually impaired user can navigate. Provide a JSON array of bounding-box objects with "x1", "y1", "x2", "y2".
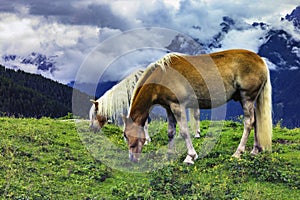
[
  {"x1": 166, "y1": 108, "x2": 177, "y2": 155},
  {"x1": 251, "y1": 114, "x2": 262, "y2": 155},
  {"x1": 171, "y1": 104, "x2": 198, "y2": 164},
  {"x1": 233, "y1": 98, "x2": 255, "y2": 158},
  {"x1": 193, "y1": 109, "x2": 201, "y2": 138}
]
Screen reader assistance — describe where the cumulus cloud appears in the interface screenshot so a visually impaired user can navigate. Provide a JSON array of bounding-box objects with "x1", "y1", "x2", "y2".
[
  {"x1": 0, "y1": 13, "x2": 101, "y2": 83},
  {"x1": 218, "y1": 27, "x2": 269, "y2": 52},
  {"x1": 75, "y1": 28, "x2": 183, "y2": 84}
]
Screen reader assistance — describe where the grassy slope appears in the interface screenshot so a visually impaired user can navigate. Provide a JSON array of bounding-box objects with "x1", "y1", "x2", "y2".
[{"x1": 0, "y1": 117, "x2": 299, "y2": 199}]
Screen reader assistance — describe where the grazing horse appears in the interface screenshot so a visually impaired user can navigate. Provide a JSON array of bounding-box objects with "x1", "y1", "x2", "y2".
[
  {"x1": 89, "y1": 69, "x2": 201, "y2": 140},
  {"x1": 123, "y1": 49, "x2": 272, "y2": 164},
  {"x1": 89, "y1": 69, "x2": 144, "y2": 131}
]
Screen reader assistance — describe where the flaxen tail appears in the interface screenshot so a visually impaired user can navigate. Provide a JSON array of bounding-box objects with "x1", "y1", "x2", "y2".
[{"x1": 256, "y1": 69, "x2": 272, "y2": 151}]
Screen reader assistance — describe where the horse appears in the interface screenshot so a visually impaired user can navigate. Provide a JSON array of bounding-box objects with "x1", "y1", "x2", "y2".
[
  {"x1": 89, "y1": 69, "x2": 202, "y2": 141},
  {"x1": 123, "y1": 49, "x2": 272, "y2": 164},
  {"x1": 89, "y1": 69, "x2": 153, "y2": 143},
  {"x1": 89, "y1": 69, "x2": 144, "y2": 131}
]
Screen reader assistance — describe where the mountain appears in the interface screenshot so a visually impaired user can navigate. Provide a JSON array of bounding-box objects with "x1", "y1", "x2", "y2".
[
  {"x1": 166, "y1": 34, "x2": 207, "y2": 55},
  {"x1": 260, "y1": 6, "x2": 300, "y2": 127},
  {"x1": 69, "y1": 80, "x2": 118, "y2": 98},
  {"x1": 259, "y1": 29, "x2": 300, "y2": 70},
  {"x1": 0, "y1": 65, "x2": 90, "y2": 118},
  {"x1": 286, "y1": 5, "x2": 300, "y2": 28},
  {"x1": 1, "y1": 52, "x2": 57, "y2": 76}
]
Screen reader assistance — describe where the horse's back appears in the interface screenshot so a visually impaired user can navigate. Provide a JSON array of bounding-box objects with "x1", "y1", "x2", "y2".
[
  {"x1": 151, "y1": 49, "x2": 269, "y2": 108},
  {"x1": 180, "y1": 49, "x2": 268, "y2": 89},
  {"x1": 182, "y1": 49, "x2": 266, "y2": 73}
]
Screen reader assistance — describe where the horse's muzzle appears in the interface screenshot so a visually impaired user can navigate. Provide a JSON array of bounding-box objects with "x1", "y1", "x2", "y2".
[
  {"x1": 89, "y1": 124, "x2": 100, "y2": 132},
  {"x1": 129, "y1": 152, "x2": 140, "y2": 163}
]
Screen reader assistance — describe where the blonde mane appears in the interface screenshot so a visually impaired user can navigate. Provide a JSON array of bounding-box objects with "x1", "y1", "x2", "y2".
[
  {"x1": 129, "y1": 53, "x2": 181, "y2": 114},
  {"x1": 95, "y1": 69, "x2": 144, "y2": 122}
]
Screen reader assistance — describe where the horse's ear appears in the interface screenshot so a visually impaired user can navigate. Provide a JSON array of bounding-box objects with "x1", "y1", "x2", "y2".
[
  {"x1": 90, "y1": 99, "x2": 96, "y2": 104},
  {"x1": 90, "y1": 99, "x2": 99, "y2": 111},
  {"x1": 90, "y1": 99, "x2": 98, "y2": 106}
]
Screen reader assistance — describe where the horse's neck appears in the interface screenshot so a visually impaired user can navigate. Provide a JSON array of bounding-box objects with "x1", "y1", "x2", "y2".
[{"x1": 129, "y1": 87, "x2": 153, "y2": 126}]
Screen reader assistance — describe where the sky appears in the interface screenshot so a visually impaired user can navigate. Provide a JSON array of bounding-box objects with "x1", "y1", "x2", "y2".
[{"x1": 0, "y1": 0, "x2": 299, "y2": 84}]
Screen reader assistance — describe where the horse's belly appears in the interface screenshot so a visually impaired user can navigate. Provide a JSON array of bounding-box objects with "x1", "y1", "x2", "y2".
[
  {"x1": 195, "y1": 99, "x2": 227, "y2": 109},
  {"x1": 186, "y1": 89, "x2": 235, "y2": 109}
]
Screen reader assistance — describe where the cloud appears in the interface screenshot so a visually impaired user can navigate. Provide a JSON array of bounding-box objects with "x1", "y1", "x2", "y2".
[
  {"x1": 218, "y1": 27, "x2": 269, "y2": 52},
  {"x1": 0, "y1": 0, "x2": 299, "y2": 84},
  {"x1": 0, "y1": 14, "x2": 44, "y2": 54},
  {"x1": 100, "y1": 49, "x2": 167, "y2": 82},
  {"x1": 0, "y1": 12, "x2": 101, "y2": 83},
  {"x1": 1, "y1": 0, "x2": 131, "y2": 30},
  {"x1": 74, "y1": 28, "x2": 183, "y2": 84},
  {"x1": 203, "y1": 0, "x2": 298, "y2": 19},
  {"x1": 0, "y1": 1, "x2": 16, "y2": 12}
]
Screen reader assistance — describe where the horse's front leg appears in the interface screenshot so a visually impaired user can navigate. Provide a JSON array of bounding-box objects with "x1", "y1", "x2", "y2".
[
  {"x1": 144, "y1": 120, "x2": 151, "y2": 145},
  {"x1": 171, "y1": 104, "x2": 198, "y2": 164}
]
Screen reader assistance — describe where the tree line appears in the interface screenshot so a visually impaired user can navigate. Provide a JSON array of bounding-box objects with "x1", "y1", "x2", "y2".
[{"x1": 0, "y1": 65, "x2": 90, "y2": 118}]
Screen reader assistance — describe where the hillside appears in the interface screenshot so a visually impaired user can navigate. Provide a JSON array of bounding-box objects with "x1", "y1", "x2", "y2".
[
  {"x1": 0, "y1": 117, "x2": 299, "y2": 199},
  {"x1": 0, "y1": 65, "x2": 90, "y2": 118}
]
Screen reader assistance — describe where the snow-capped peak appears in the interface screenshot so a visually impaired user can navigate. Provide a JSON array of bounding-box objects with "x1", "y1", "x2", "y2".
[{"x1": 1, "y1": 52, "x2": 57, "y2": 79}]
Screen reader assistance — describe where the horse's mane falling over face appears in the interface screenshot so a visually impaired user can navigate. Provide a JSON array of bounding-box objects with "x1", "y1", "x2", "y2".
[{"x1": 89, "y1": 69, "x2": 144, "y2": 131}]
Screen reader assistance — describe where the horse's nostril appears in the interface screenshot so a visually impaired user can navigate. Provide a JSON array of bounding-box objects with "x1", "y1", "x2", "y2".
[
  {"x1": 130, "y1": 156, "x2": 138, "y2": 163},
  {"x1": 129, "y1": 152, "x2": 140, "y2": 163}
]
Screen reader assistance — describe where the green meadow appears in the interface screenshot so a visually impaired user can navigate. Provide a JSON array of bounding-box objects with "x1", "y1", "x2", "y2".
[{"x1": 0, "y1": 117, "x2": 299, "y2": 199}]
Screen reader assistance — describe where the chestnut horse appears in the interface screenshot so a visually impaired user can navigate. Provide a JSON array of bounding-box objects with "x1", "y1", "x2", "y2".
[
  {"x1": 123, "y1": 49, "x2": 272, "y2": 164},
  {"x1": 90, "y1": 70, "x2": 201, "y2": 140}
]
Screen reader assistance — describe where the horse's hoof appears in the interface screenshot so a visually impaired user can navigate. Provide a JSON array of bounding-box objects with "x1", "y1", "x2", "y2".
[
  {"x1": 250, "y1": 148, "x2": 259, "y2": 156},
  {"x1": 183, "y1": 157, "x2": 194, "y2": 165},
  {"x1": 232, "y1": 152, "x2": 241, "y2": 158},
  {"x1": 194, "y1": 153, "x2": 198, "y2": 160},
  {"x1": 184, "y1": 161, "x2": 194, "y2": 165},
  {"x1": 183, "y1": 154, "x2": 197, "y2": 165},
  {"x1": 195, "y1": 130, "x2": 201, "y2": 138}
]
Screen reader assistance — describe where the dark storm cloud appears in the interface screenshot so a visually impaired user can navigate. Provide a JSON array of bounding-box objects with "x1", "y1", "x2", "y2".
[
  {"x1": 28, "y1": 1, "x2": 74, "y2": 16},
  {"x1": 0, "y1": 1, "x2": 16, "y2": 12},
  {"x1": 68, "y1": 4, "x2": 129, "y2": 30},
  {"x1": 0, "y1": 0, "x2": 129, "y2": 30}
]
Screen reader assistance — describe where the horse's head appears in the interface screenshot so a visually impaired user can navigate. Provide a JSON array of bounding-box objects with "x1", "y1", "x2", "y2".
[
  {"x1": 122, "y1": 115, "x2": 146, "y2": 162},
  {"x1": 90, "y1": 100, "x2": 107, "y2": 132}
]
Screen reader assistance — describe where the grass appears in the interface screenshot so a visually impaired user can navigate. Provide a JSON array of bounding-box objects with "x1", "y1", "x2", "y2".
[{"x1": 0, "y1": 117, "x2": 299, "y2": 199}]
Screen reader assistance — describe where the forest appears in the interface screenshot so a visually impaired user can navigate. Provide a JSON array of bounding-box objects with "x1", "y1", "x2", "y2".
[{"x1": 0, "y1": 65, "x2": 90, "y2": 118}]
